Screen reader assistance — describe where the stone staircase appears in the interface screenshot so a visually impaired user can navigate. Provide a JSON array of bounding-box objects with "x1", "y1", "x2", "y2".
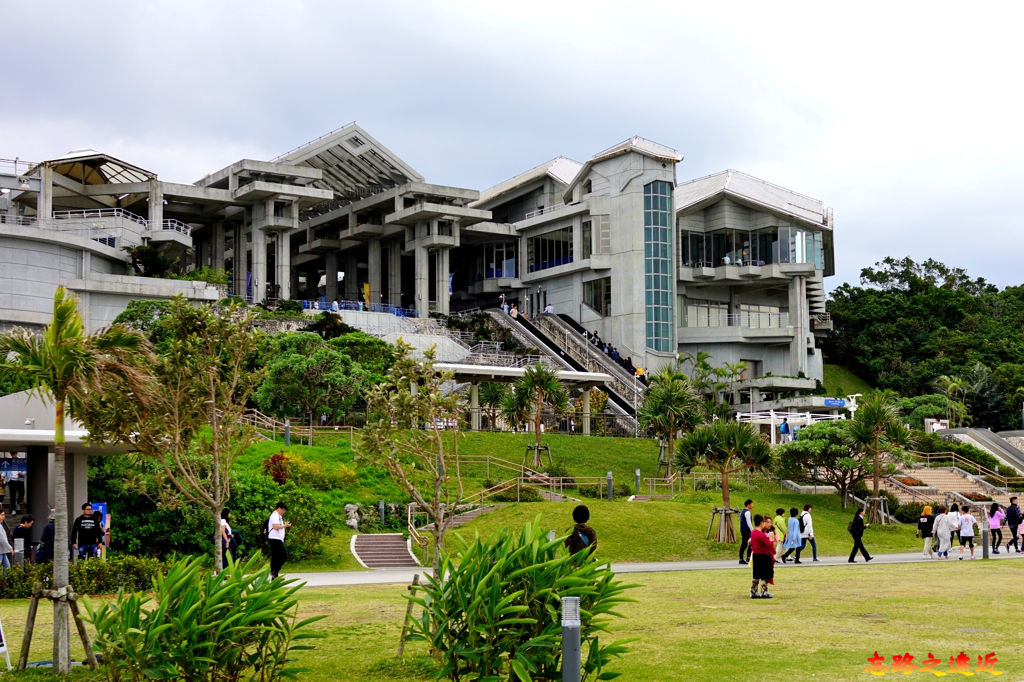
[
  {"x1": 898, "y1": 468, "x2": 1013, "y2": 507},
  {"x1": 351, "y1": 533, "x2": 419, "y2": 569}
]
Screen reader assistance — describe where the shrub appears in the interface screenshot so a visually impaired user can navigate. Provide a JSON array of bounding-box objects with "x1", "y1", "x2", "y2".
[
  {"x1": 288, "y1": 454, "x2": 357, "y2": 490},
  {"x1": 263, "y1": 452, "x2": 291, "y2": 484},
  {"x1": 277, "y1": 299, "x2": 304, "y2": 314},
  {"x1": 894, "y1": 502, "x2": 924, "y2": 524},
  {"x1": 481, "y1": 479, "x2": 543, "y2": 503},
  {"x1": 0, "y1": 555, "x2": 167, "y2": 599},
  {"x1": 997, "y1": 465, "x2": 1020, "y2": 478},
  {"x1": 83, "y1": 556, "x2": 323, "y2": 681},
  {"x1": 409, "y1": 519, "x2": 634, "y2": 681}
]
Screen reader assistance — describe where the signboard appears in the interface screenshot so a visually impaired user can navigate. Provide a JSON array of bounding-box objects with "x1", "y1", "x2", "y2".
[
  {"x1": 92, "y1": 502, "x2": 110, "y2": 559},
  {"x1": 824, "y1": 398, "x2": 846, "y2": 407}
]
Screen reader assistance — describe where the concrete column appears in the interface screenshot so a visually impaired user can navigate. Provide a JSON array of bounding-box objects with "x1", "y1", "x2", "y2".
[
  {"x1": 26, "y1": 445, "x2": 50, "y2": 544},
  {"x1": 324, "y1": 251, "x2": 339, "y2": 302},
  {"x1": 581, "y1": 389, "x2": 591, "y2": 436},
  {"x1": 470, "y1": 383, "x2": 480, "y2": 431},
  {"x1": 291, "y1": 268, "x2": 302, "y2": 302},
  {"x1": 435, "y1": 248, "x2": 450, "y2": 315},
  {"x1": 38, "y1": 166, "x2": 53, "y2": 219},
  {"x1": 415, "y1": 246, "x2": 430, "y2": 317},
  {"x1": 788, "y1": 275, "x2": 809, "y2": 377},
  {"x1": 388, "y1": 240, "x2": 403, "y2": 307},
  {"x1": 344, "y1": 252, "x2": 359, "y2": 301},
  {"x1": 251, "y1": 226, "x2": 267, "y2": 303},
  {"x1": 148, "y1": 181, "x2": 163, "y2": 228},
  {"x1": 212, "y1": 221, "x2": 225, "y2": 269},
  {"x1": 368, "y1": 238, "x2": 382, "y2": 308},
  {"x1": 232, "y1": 222, "x2": 247, "y2": 299},
  {"x1": 275, "y1": 231, "x2": 291, "y2": 300},
  {"x1": 65, "y1": 452, "x2": 88, "y2": 526}
]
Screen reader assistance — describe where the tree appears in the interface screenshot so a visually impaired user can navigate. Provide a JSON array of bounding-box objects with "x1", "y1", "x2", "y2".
[
  {"x1": 675, "y1": 420, "x2": 772, "y2": 542},
  {"x1": 360, "y1": 342, "x2": 464, "y2": 571},
  {"x1": 254, "y1": 332, "x2": 366, "y2": 433},
  {"x1": 637, "y1": 365, "x2": 703, "y2": 474},
  {"x1": 775, "y1": 420, "x2": 866, "y2": 508},
  {"x1": 503, "y1": 363, "x2": 568, "y2": 467},
  {"x1": 84, "y1": 297, "x2": 263, "y2": 570},
  {"x1": 478, "y1": 381, "x2": 510, "y2": 430},
  {"x1": 0, "y1": 286, "x2": 147, "y2": 673},
  {"x1": 847, "y1": 392, "x2": 915, "y2": 523}
]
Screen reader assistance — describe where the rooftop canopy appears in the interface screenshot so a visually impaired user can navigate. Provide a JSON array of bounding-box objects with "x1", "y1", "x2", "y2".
[{"x1": 35, "y1": 149, "x2": 156, "y2": 185}]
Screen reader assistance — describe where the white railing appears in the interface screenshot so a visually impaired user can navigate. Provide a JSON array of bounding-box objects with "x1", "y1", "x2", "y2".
[
  {"x1": 811, "y1": 312, "x2": 832, "y2": 323},
  {"x1": 160, "y1": 219, "x2": 192, "y2": 236},
  {"x1": 52, "y1": 207, "x2": 149, "y2": 226},
  {"x1": 0, "y1": 215, "x2": 38, "y2": 227},
  {"x1": 686, "y1": 312, "x2": 791, "y2": 329},
  {"x1": 0, "y1": 158, "x2": 37, "y2": 176}
]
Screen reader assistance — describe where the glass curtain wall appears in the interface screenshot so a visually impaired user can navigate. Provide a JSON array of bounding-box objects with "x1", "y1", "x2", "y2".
[
  {"x1": 680, "y1": 227, "x2": 823, "y2": 268},
  {"x1": 644, "y1": 181, "x2": 674, "y2": 352},
  {"x1": 527, "y1": 226, "x2": 573, "y2": 273}
]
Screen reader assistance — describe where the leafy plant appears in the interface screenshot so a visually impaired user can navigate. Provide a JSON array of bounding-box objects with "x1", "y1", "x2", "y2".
[
  {"x1": 408, "y1": 518, "x2": 635, "y2": 681},
  {"x1": 263, "y1": 452, "x2": 291, "y2": 485},
  {"x1": 0, "y1": 555, "x2": 167, "y2": 599},
  {"x1": 82, "y1": 556, "x2": 324, "y2": 681}
]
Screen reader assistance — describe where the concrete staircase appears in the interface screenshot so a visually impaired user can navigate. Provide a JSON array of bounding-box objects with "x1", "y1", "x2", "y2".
[
  {"x1": 901, "y1": 468, "x2": 1013, "y2": 506},
  {"x1": 351, "y1": 534, "x2": 419, "y2": 569}
]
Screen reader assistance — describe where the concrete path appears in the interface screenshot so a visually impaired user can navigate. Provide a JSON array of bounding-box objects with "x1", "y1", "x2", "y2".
[{"x1": 288, "y1": 548, "x2": 1024, "y2": 588}]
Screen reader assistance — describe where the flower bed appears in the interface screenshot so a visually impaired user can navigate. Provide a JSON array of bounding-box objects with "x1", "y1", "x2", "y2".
[
  {"x1": 963, "y1": 492, "x2": 993, "y2": 502},
  {"x1": 898, "y1": 476, "x2": 925, "y2": 486}
]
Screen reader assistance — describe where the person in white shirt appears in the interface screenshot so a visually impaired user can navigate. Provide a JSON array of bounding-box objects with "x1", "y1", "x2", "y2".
[
  {"x1": 800, "y1": 504, "x2": 819, "y2": 561},
  {"x1": 268, "y1": 501, "x2": 291, "y2": 579},
  {"x1": 957, "y1": 506, "x2": 978, "y2": 560},
  {"x1": 220, "y1": 508, "x2": 237, "y2": 568}
]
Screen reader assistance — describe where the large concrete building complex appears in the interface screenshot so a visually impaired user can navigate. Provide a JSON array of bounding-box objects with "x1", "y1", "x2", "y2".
[{"x1": 1, "y1": 122, "x2": 834, "y2": 385}]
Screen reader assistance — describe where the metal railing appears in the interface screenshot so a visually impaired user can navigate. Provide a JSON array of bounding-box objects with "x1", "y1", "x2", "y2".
[
  {"x1": 643, "y1": 472, "x2": 682, "y2": 497},
  {"x1": 684, "y1": 312, "x2": 791, "y2": 329},
  {"x1": 160, "y1": 219, "x2": 192, "y2": 236},
  {"x1": 0, "y1": 158, "x2": 37, "y2": 175},
  {"x1": 0, "y1": 215, "x2": 38, "y2": 227},
  {"x1": 52, "y1": 207, "x2": 148, "y2": 226}
]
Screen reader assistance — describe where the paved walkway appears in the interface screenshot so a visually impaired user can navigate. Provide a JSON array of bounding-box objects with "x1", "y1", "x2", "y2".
[{"x1": 288, "y1": 548, "x2": 1024, "y2": 587}]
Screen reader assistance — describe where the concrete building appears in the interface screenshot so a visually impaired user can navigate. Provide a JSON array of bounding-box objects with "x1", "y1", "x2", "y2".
[{"x1": 1, "y1": 123, "x2": 834, "y2": 382}]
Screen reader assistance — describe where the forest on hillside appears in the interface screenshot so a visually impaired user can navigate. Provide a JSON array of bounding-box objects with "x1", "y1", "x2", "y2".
[{"x1": 823, "y1": 257, "x2": 1024, "y2": 430}]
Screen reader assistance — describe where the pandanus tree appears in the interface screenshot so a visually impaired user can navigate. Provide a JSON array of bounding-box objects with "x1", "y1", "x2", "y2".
[
  {"x1": 0, "y1": 286, "x2": 147, "y2": 674},
  {"x1": 502, "y1": 363, "x2": 567, "y2": 468},
  {"x1": 847, "y1": 391, "x2": 914, "y2": 523},
  {"x1": 637, "y1": 365, "x2": 703, "y2": 474},
  {"x1": 676, "y1": 420, "x2": 773, "y2": 543}
]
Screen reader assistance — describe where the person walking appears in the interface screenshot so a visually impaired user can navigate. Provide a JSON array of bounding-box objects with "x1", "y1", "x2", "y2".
[
  {"x1": 0, "y1": 510, "x2": 13, "y2": 569},
  {"x1": 779, "y1": 418, "x2": 791, "y2": 443},
  {"x1": 780, "y1": 507, "x2": 803, "y2": 563},
  {"x1": 933, "y1": 505, "x2": 953, "y2": 559},
  {"x1": 12, "y1": 514, "x2": 34, "y2": 564},
  {"x1": 848, "y1": 508, "x2": 873, "y2": 563},
  {"x1": 267, "y1": 501, "x2": 291, "y2": 579},
  {"x1": 749, "y1": 515, "x2": 776, "y2": 599},
  {"x1": 1006, "y1": 497, "x2": 1022, "y2": 553},
  {"x1": 800, "y1": 504, "x2": 819, "y2": 562},
  {"x1": 988, "y1": 502, "x2": 1005, "y2": 554},
  {"x1": 957, "y1": 506, "x2": 978, "y2": 560},
  {"x1": 34, "y1": 512, "x2": 55, "y2": 564},
  {"x1": 917, "y1": 505, "x2": 936, "y2": 559},
  {"x1": 947, "y1": 503, "x2": 961, "y2": 549},
  {"x1": 773, "y1": 508, "x2": 787, "y2": 562},
  {"x1": 738, "y1": 499, "x2": 754, "y2": 565},
  {"x1": 70, "y1": 502, "x2": 103, "y2": 560},
  {"x1": 220, "y1": 508, "x2": 238, "y2": 568},
  {"x1": 565, "y1": 504, "x2": 597, "y2": 556}
]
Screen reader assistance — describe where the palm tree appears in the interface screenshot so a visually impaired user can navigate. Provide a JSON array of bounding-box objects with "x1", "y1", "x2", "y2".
[
  {"x1": 0, "y1": 286, "x2": 146, "y2": 673},
  {"x1": 479, "y1": 381, "x2": 510, "y2": 430},
  {"x1": 504, "y1": 363, "x2": 567, "y2": 468},
  {"x1": 637, "y1": 365, "x2": 703, "y2": 475},
  {"x1": 847, "y1": 392, "x2": 914, "y2": 524},
  {"x1": 675, "y1": 420, "x2": 772, "y2": 542}
]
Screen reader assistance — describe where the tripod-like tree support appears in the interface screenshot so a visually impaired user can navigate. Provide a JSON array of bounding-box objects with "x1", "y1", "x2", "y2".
[
  {"x1": 706, "y1": 506, "x2": 739, "y2": 543},
  {"x1": 523, "y1": 444, "x2": 552, "y2": 469},
  {"x1": 18, "y1": 582, "x2": 97, "y2": 671}
]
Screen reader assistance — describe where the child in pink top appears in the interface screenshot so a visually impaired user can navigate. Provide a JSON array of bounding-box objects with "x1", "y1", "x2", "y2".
[{"x1": 989, "y1": 503, "x2": 1006, "y2": 554}]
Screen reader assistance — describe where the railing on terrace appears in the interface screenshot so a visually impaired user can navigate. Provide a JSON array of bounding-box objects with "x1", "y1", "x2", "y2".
[
  {"x1": 52, "y1": 207, "x2": 149, "y2": 226},
  {"x1": 299, "y1": 299, "x2": 419, "y2": 317},
  {"x1": 160, "y1": 219, "x2": 192, "y2": 236},
  {"x1": 0, "y1": 158, "x2": 38, "y2": 175},
  {"x1": 0, "y1": 215, "x2": 38, "y2": 227},
  {"x1": 685, "y1": 312, "x2": 791, "y2": 329},
  {"x1": 467, "y1": 341, "x2": 503, "y2": 354},
  {"x1": 810, "y1": 312, "x2": 832, "y2": 323}
]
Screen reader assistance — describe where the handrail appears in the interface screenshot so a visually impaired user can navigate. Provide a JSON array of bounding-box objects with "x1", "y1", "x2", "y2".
[
  {"x1": 160, "y1": 219, "x2": 192, "y2": 236},
  {"x1": 407, "y1": 503, "x2": 428, "y2": 548},
  {"x1": 908, "y1": 450, "x2": 1007, "y2": 487},
  {"x1": 52, "y1": 207, "x2": 148, "y2": 226},
  {"x1": 0, "y1": 158, "x2": 38, "y2": 175},
  {"x1": 883, "y1": 476, "x2": 937, "y2": 504}
]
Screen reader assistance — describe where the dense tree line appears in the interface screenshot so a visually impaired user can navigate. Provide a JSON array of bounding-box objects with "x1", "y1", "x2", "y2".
[{"x1": 823, "y1": 257, "x2": 1024, "y2": 429}]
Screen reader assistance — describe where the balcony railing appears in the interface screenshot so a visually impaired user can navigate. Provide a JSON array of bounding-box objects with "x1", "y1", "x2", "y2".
[
  {"x1": 52, "y1": 207, "x2": 149, "y2": 227},
  {"x1": 160, "y1": 219, "x2": 192, "y2": 236},
  {"x1": 685, "y1": 312, "x2": 791, "y2": 329}
]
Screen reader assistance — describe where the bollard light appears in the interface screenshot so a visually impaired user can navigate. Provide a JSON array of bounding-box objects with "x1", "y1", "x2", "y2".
[{"x1": 561, "y1": 596, "x2": 581, "y2": 682}]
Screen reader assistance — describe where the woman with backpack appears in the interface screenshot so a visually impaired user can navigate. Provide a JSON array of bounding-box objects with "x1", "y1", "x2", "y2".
[
  {"x1": 779, "y1": 507, "x2": 803, "y2": 564},
  {"x1": 989, "y1": 502, "x2": 1005, "y2": 554}
]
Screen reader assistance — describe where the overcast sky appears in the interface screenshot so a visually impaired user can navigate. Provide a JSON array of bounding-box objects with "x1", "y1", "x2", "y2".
[{"x1": 6, "y1": 1, "x2": 1023, "y2": 290}]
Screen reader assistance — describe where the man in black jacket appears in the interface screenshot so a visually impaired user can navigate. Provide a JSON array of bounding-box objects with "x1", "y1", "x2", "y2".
[
  {"x1": 848, "y1": 508, "x2": 873, "y2": 563},
  {"x1": 71, "y1": 502, "x2": 103, "y2": 560},
  {"x1": 1006, "y1": 497, "x2": 1022, "y2": 553}
]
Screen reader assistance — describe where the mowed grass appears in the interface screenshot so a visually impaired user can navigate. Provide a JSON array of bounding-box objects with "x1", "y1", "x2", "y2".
[
  {"x1": 455, "y1": 492, "x2": 919, "y2": 563},
  {"x1": 4, "y1": 561, "x2": 1022, "y2": 681},
  {"x1": 823, "y1": 363, "x2": 873, "y2": 397}
]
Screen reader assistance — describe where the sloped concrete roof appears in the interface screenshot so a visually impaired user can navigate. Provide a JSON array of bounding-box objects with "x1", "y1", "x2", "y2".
[
  {"x1": 675, "y1": 169, "x2": 830, "y2": 228},
  {"x1": 474, "y1": 156, "x2": 582, "y2": 207}
]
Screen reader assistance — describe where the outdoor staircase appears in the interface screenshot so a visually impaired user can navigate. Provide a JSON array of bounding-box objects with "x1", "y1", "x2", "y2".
[
  {"x1": 351, "y1": 533, "x2": 419, "y2": 569},
  {"x1": 893, "y1": 468, "x2": 1013, "y2": 507}
]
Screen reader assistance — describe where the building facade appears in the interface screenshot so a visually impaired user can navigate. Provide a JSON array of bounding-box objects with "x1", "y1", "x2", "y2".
[{"x1": 1, "y1": 124, "x2": 834, "y2": 382}]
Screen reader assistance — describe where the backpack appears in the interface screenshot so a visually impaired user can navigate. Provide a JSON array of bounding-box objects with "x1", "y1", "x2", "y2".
[
  {"x1": 258, "y1": 514, "x2": 272, "y2": 547},
  {"x1": 798, "y1": 513, "x2": 806, "y2": 533},
  {"x1": 847, "y1": 521, "x2": 854, "y2": 534},
  {"x1": 577, "y1": 530, "x2": 591, "y2": 548},
  {"x1": 1008, "y1": 505, "x2": 1022, "y2": 527},
  {"x1": 780, "y1": 422, "x2": 789, "y2": 434}
]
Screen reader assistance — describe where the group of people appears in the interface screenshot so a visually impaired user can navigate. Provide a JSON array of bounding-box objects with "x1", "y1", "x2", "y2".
[
  {"x1": 739, "y1": 501, "x2": 822, "y2": 568},
  {"x1": 581, "y1": 329, "x2": 641, "y2": 379},
  {"x1": 916, "y1": 498, "x2": 1021, "y2": 560},
  {"x1": 0, "y1": 502, "x2": 103, "y2": 569}
]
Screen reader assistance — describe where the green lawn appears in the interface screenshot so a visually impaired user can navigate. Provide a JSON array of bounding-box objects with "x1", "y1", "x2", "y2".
[
  {"x1": 5, "y1": 561, "x2": 1022, "y2": 680},
  {"x1": 823, "y1": 363, "x2": 873, "y2": 397}
]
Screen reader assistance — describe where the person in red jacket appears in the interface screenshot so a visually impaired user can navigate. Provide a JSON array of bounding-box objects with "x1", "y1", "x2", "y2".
[{"x1": 749, "y1": 514, "x2": 776, "y2": 599}]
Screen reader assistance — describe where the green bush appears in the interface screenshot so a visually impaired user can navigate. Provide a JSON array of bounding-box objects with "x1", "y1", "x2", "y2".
[
  {"x1": 288, "y1": 453, "x2": 357, "y2": 490},
  {"x1": 894, "y1": 502, "x2": 924, "y2": 524},
  {"x1": 277, "y1": 299, "x2": 304, "y2": 314},
  {"x1": 481, "y1": 480, "x2": 543, "y2": 503},
  {"x1": 82, "y1": 556, "x2": 323, "y2": 681},
  {"x1": 409, "y1": 519, "x2": 634, "y2": 681},
  {"x1": 0, "y1": 555, "x2": 168, "y2": 599}
]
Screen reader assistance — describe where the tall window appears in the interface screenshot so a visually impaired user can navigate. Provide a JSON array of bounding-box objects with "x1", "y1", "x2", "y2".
[
  {"x1": 644, "y1": 181, "x2": 674, "y2": 352},
  {"x1": 583, "y1": 277, "x2": 611, "y2": 316},
  {"x1": 527, "y1": 226, "x2": 573, "y2": 273},
  {"x1": 580, "y1": 219, "x2": 592, "y2": 260}
]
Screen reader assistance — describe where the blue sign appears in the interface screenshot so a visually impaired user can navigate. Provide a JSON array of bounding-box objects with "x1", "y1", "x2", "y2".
[{"x1": 824, "y1": 398, "x2": 846, "y2": 407}]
